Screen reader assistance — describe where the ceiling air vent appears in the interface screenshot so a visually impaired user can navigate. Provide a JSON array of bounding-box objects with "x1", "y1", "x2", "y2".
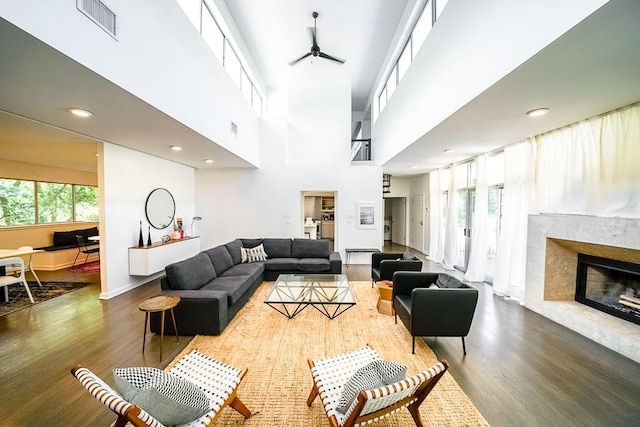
[
  {"x1": 77, "y1": 0, "x2": 117, "y2": 39},
  {"x1": 230, "y1": 121, "x2": 238, "y2": 136}
]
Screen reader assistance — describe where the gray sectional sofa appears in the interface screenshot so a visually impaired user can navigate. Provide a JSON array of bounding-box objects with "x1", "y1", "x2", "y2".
[{"x1": 150, "y1": 238, "x2": 341, "y2": 335}]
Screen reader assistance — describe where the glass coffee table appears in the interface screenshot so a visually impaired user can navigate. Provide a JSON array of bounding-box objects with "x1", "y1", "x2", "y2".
[{"x1": 264, "y1": 274, "x2": 355, "y2": 319}]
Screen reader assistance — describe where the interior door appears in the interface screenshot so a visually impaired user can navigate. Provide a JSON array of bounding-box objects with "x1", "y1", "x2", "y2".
[{"x1": 409, "y1": 195, "x2": 424, "y2": 252}]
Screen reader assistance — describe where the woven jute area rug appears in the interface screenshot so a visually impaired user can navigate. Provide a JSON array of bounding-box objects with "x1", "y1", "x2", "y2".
[{"x1": 168, "y1": 281, "x2": 489, "y2": 426}]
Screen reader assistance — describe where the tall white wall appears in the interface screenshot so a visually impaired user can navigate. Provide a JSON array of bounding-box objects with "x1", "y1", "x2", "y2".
[
  {"x1": 196, "y1": 64, "x2": 382, "y2": 263},
  {"x1": 373, "y1": 0, "x2": 607, "y2": 163},
  {"x1": 100, "y1": 143, "x2": 195, "y2": 298},
  {"x1": 0, "y1": 0, "x2": 260, "y2": 164}
]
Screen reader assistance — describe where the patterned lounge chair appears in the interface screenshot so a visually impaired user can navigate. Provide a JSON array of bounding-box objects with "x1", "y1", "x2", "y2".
[
  {"x1": 307, "y1": 345, "x2": 448, "y2": 427},
  {"x1": 71, "y1": 349, "x2": 251, "y2": 427}
]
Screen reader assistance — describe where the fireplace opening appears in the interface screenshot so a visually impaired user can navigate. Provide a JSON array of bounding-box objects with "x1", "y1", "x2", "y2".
[{"x1": 576, "y1": 254, "x2": 640, "y2": 326}]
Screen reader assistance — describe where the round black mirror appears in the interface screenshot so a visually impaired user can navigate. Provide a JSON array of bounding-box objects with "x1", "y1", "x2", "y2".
[{"x1": 145, "y1": 188, "x2": 175, "y2": 229}]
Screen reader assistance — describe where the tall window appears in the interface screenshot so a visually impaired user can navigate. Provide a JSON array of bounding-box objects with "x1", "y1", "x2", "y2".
[
  {"x1": 0, "y1": 179, "x2": 99, "y2": 227},
  {"x1": 485, "y1": 152, "x2": 504, "y2": 282},
  {"x1": 412, "y1": 0, "x2": 433, "y2": 58},
  {"x1": 178, "y1": 0, "x2": 264, "y2": 116},
  {"x1": 201, "y1": 5, "x2": 224, "y2": 63}
]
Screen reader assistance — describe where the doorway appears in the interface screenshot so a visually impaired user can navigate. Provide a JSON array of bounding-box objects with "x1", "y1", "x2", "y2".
[
  {"x1": 384, "y1": 197, "x2": 406, "y2": 246},
  {"x1": 301, "y1": 191, "x2": 337, "y2": 250}
]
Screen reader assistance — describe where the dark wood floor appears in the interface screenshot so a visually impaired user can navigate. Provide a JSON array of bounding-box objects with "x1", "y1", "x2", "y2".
[{"x1": 1, "y1": 249, "x2": 639, "y2": 426}]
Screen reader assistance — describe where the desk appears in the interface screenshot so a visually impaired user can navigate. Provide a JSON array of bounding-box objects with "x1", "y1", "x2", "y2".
[
  {"x1": 0, "y1": 248, "x2": 43, "y2": 286},
  {"x1": 344, "y1": 248, "x2": 380, "y2": 266},
  {"x1": 0, "y1": 247, "x2": 43, "y2": 302}
]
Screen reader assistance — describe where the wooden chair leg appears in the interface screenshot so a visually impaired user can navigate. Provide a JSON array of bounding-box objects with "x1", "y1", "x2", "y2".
[
  {"x1": 307, "y1": 383, "x2": 319, "y2": 406},
  {"x1": 229, "y1": 396, "x2": 252, "y2": 418},
  {"x1": 407, "y1": 403, "x2": 426, "y2": 427}
]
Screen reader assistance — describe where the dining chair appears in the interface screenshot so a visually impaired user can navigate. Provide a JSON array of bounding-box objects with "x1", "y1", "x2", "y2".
[
  {"x1": 0, "y1": 257, "x2": 35, "y2": 303},
  {"x1": 4, "y1": 246, "x2": 42, "y2": 287},
  {"x1": 72, "y1": 235, "x2": 100, "y2": 271}
]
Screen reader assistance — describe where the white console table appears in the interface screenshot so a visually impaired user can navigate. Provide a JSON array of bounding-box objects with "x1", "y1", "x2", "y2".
[{"x1": 128, "y1": 236, "x2": 201, "y2": 276}]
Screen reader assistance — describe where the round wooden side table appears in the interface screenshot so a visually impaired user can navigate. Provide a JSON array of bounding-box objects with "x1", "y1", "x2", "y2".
[
  {"x1": 376, "y1": 280, "x2": 394, "y2": 316},
  {"x1": 138, "y1": 295, "x2": 180, "y2": 362}
]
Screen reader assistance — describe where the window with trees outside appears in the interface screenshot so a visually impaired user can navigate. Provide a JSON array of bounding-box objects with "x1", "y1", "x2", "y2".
[{"x1": 0, "y1": 178, "x2": 99, "y2": 226}]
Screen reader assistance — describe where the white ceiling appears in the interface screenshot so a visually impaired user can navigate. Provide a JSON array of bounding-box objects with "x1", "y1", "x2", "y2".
[
  {"x1": 223, "y1": 0, "x2": 410, "y2": 112},
  {"x1": 1, "y1": 0, "x2": 640, "y2": 177}
]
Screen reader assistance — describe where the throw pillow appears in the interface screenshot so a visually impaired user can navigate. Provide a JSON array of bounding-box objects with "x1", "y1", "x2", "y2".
[
  {"x1": 401, "y1": 252, "x2": 414, "y2": 261},
  {"x1": 336, "y1": 362, "x2": 384, "y2": 414},
  {"x1": 240, "y1": 247, "x2": 249, "y2": 263},
  {"x1": 113, "y1": 367, "x2": 209, "y2": 425},
  {"x1": 428, "y1": 283, "x2": 440, "y2": 289},
  {"x1": 245, "y1": 244, "x2": 268, "y2": 262},
  {"x1": 371, "y1": 359, "x2": 407, "y2": 385}
]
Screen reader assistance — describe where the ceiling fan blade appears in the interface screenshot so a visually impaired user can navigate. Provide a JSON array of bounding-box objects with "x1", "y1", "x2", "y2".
[
  {"x1": 289, "y1": 52, "x2": 311, "y2": 66},
  {"x1": 318, "y1": 51, "x2": 345, "y2": 64},
  {"x1": 308, "y1": 27, "x2": 318, "y2": 49}
]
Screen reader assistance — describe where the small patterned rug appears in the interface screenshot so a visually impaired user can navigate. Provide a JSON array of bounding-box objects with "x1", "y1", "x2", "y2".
[{"x1": 0, "y1": 281, "x2": 92, "y2": 317}]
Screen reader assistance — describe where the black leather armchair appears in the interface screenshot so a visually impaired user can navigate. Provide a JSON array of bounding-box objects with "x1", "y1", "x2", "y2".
[
  {"x1": 393, "y1": 272, "x2": 478, "y2": 354},
  {"x1": 371, "y1": 252, "x2": 422, "y2": 287}
]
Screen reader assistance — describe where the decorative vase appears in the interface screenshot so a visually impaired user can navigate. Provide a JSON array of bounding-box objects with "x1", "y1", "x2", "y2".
[
  {"x1": 171, "y1": 230, "x2": 182, "y2": 240},
  {"x1": 138, "y1": 221, "x2": 144, "y2": 247},
  {"x1": 147, "y1": 226, "x2": 152, "y2": 246}
]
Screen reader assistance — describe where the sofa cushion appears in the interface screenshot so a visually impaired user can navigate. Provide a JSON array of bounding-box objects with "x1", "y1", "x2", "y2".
[
  {"x1": 201, "y1": 276, "x2": 254, "y2": 305},
  {"x1": 264, "y1": 258, "x2": 299, "y2": 271},
  {"x1": 297, "y1": 258, "x2": 330, "y2": 273},
  {"x1": 263, "y1": 238, "x2": 292, "y2": 258},
  {"x1": 204, "y1": 246, "x2": 234, "y2": 274},
  {"x1": 166, "y1": 253, "x2": 216, "y2": 290},
  {"x1": 291, "y1": 238, "x2": 331, "y2": 258},
  {"x1": 220, "y1": 262, "x2": 264, "y2": 283},
  {"x1": 225, "y1": 239, "x2": 243, "y2": 265},
  {"x1": 240, "y1": 238, "x2": 263, "y2": 249},
  {"x1": 53, "y1": 226, "x2": 98, "y2": 246},
  {"x1": 436, "y1": 273, "x2": 464, "y2": 288}
]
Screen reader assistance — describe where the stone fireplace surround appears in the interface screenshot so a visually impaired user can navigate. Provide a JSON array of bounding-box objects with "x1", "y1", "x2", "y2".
[{"x1": 525, "y1": 214, "x2": 640, "y2": 363}]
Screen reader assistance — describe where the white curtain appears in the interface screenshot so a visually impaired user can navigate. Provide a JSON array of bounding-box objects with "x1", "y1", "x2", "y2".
[
  {"x1": 428, "y1": 169, "x2": 444, "y2": 262},
  {"x1": 600, "y1": 105, "x2": 640, "y2": 216},
  {"x1": 464, "y1": 154, "x2": 488, "y2": 282},
  {"x1": 442, "y1": 166, "x2": 457, "y2": 270},
  {"x1": 493, "y1": 139, "x2": 535, "y2": 302},
  {"x1": 535, "y1": 103, "x2": 640, "y2": 217}
]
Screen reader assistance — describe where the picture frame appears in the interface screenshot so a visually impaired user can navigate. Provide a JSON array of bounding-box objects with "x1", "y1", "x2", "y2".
[{"x1": 357, "y1": 202, "x2": 376, "y2": 229}]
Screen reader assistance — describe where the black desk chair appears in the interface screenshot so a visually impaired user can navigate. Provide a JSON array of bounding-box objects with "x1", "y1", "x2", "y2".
[{"x1": 72, "y1": 235, "x2": 100, "y2": 271}]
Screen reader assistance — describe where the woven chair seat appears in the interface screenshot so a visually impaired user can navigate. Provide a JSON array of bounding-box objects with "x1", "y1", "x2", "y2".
[
  {"x1": 71, "y1": 349, "x2": 251, "y2": 427},
  {"x1": 307, "y1": 345, "x2": 448, "y2": 427}
]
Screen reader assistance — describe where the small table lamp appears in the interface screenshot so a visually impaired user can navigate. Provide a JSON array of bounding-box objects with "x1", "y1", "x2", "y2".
[{"x1": 191, "y1": 216, "x2": 202, "y2": 237}]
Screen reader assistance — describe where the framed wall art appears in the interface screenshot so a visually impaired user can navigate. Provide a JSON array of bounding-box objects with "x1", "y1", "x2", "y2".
[{"x1": 357, "y1": 202, "x2": 376, "y2": 229}]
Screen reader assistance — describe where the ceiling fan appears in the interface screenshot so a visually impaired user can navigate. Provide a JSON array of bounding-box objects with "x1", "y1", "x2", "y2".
[{"x1": 289, "y1": 11, "x2": 345, "y2": 66}]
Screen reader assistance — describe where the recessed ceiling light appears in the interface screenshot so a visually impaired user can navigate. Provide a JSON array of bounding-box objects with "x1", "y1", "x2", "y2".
[
  {"x1": 68, "y1": 108, "x2": 93, "y2": 118},
  {"x1": 409, "y1": 165, "x2": 417, "y2": 169},
  {"x1": 526, "y1": 108, "x2": 549, "y2": 117},
  {"x1": 170, "y1": 145, "x2": 182, "y2": 151},
  {"x1": 443, "y1": 148, "x2": 455, "y2": 153},
  {"x1": 204, "y1": 159, "x2": 214, "y2": 164}
]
